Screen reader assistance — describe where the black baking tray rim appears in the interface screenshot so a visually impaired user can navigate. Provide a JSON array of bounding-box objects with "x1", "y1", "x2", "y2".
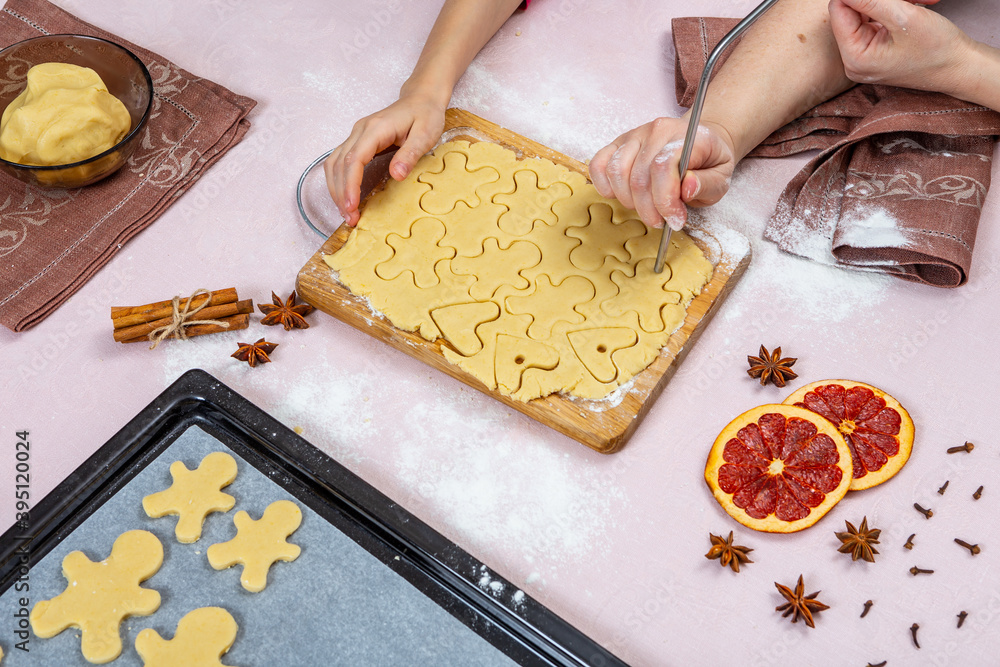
[{"x1": 0, "y1": 368, "x2": 627, "y2": 667}]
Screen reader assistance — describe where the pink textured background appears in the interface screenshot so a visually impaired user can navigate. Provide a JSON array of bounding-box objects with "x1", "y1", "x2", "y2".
[{"x1": 2, "y1": 1, "x2": 999, "y2": 664}]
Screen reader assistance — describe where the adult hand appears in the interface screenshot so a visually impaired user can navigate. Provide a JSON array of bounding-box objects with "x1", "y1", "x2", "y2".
[
  {"x1": 589, "y1": 118, "x2": 736, "y2": 230},
  {"x1": 828, "y1": 0, "x2": 973, "y2": 92},
  {"x1": 324, "y1": 94, "x2": 446, "y2": 227}
]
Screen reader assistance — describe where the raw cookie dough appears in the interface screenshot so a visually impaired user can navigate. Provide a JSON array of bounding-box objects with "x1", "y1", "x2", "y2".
[
  {"x1": 30, "y1": 530, "x2": 163, "y2": 664},
  {"x1": 135, "y1": 607, "x2": 238, "y2": 667},
  {"x1": 0, "y1": 62, "x2": 130, "y2": 166},
  {"x1": 143, "y1": 451, "x2": 238, "y2": 543},
  {"x1": 326, "y1": 140, "x2": 714, "y2": 401},
  {"x1": 207, "y1": 499, "x2": 302, "y2": 593}
]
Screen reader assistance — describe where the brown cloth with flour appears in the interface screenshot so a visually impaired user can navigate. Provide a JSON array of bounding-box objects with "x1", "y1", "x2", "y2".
[
  {"x1": 0, "y1": 0, "x2": 256, "y2": 331},
  {"x1": 673, "y1": 17, "x2": 1000, "y2": 287}
]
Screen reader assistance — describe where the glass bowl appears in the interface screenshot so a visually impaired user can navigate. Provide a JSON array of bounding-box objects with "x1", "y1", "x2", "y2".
[{"x1": 0, "y1": 34, "x2": 153, "y2": 189}]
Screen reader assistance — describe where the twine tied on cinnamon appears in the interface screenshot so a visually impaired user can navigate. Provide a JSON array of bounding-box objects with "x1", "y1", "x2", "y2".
[{"x1": 147, "y1": 288, "x2": 230, "y2": 349}]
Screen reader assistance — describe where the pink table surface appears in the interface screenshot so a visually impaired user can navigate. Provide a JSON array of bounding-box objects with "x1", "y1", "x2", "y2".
[{"x1": 3, "y1": 1, "x2": 1000, "y2": 665}]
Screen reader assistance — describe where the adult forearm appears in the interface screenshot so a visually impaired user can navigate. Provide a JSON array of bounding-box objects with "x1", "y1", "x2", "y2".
[
  {"x1": 402, "y1": 0, "x2": 524, "y2": 105},
  {"x1": 700, "y1": 0, "x2": 853, "y2": 161},
  {"x1": 952, "y1": 41, "x2": 1000, "y2": 112}
]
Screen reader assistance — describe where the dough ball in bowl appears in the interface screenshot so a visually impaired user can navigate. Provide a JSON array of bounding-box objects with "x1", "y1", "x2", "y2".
[{"x1": 0, "y1": 34, "x2": 153, "y2": 189}]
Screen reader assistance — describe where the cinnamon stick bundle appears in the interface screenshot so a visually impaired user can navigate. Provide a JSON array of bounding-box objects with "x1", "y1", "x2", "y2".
[
  {"x1": 113, "y1": 299, "x2": 253, "y2": 342},
  {"x1": 111, "y1": 288, "x2": 250, "y2": 345},
  {"x1": 119, "y1": 314, "x2": 249, "y2": 344},
  {"x1": 111, "y1": 287, "x2": 238, "y2": 327}
]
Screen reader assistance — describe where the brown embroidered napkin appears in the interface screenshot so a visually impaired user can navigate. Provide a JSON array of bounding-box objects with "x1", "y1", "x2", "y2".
[
  {"x1": 0, "y1": 0, "x2": 256, "y2": 331},
  {"x1": 673, "y1": 17, "x2": 1000, "y2": 287}
]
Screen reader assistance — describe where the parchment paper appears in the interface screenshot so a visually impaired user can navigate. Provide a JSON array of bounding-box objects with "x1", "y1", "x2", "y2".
[{"x1": 0, "y1": 425, "x2": 517, "y2": 666}]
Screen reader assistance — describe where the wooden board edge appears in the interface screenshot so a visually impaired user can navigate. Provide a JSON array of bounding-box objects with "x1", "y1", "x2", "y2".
[{"x1": 598, "y1": 245, "x2": 752, "y2": 453}]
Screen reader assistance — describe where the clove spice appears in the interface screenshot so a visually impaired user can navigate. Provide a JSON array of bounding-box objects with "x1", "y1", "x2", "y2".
[
  {"x1": 910, "y1": 623, "x2": 921, "y2": 649},
  {"x1": 958, "y1": 611, "x2": 968, "y2": 628},
  {"x1": 955, "y1": 538, "x2": 981, "y2": 556},
  {"x1": 914, "y1": 503, "x2": 933, "y2": 519},
  {"x1": 974, "y1": 485, "x2": 984, "y2": 500},
  {"x1": 910, "y1": 566, "x2": 934, "y2": 576},
  {"x1": 904, "y1": 533, "x2": 916, "y2": 550},
  {"x1": 947, "y1": 441, "x2": 974, "y2": 454},
  {"x1": 861, "y1": 600, "x2": 874, "y2": 618},
  {"x1": 938, "y1": 480, "x2": 949, "y2": 495}
]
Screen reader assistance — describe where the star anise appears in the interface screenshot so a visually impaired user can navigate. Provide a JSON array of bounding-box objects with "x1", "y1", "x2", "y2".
[
  {"x1": 747, "y1": 344, "x2": 798, "y2": 387},
  {"x1": 258, "y1": 290, "x2": 315, "y2": 330},
  {"x1": 705, "y1": 531, "x2": 754, "y2": 573},
  {"x1": 775, "y1": 575, "x2": 829, "y2": 628},
  {"x1": 231, "y1": 338, "x2": 278, "y2": 367},
  {"x1": 835, "y1": 516, "x2": 881, "y2": 563}
]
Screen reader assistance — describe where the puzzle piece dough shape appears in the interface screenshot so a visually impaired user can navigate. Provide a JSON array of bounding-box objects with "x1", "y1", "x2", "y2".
[
  {"x1": 30, "y1": 530, "x2": 163, "y2": 664},
  {"x1": 207, "y1": 499, "x2": 302, "y2": 593},
  {"x1": 143, "y1": 452, "x2": 238, "y2": 544},
  {"x1": 135, "y1": 607, "x2": 238, "y2": 667},
  {"x1": 326, "y1": 140, "x2": 713, "y2": 402}
]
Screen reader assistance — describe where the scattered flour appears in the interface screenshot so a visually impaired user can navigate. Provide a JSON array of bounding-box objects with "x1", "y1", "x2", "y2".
[
  {"x1": 393, "y1": 390, "x2": 625, "y2": 574},
  {"x1": 161, "y1": 328, "x2": 380, "y2": 467},
  {"x1": 452, "y1": 61, "x2": 641, "y2": 163},
  {"x1": 693, "y1": 161, "x2": 895, "y2": 324},
  {"x1": 837, "y1": 207, "x2": 909, "y2": 249},
  {"x1": 161, "y1": 321, "x2": 625, "y2": 580}
]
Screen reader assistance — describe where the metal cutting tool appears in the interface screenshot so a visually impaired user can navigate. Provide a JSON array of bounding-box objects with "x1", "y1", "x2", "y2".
[{"x1": 653, "y1": 0, "x2": 781, "y2": 273}]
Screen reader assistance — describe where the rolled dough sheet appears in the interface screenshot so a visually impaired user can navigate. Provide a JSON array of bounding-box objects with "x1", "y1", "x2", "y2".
[{"x1": 327, "y1": 140, "x2": 713, "y2": 401}]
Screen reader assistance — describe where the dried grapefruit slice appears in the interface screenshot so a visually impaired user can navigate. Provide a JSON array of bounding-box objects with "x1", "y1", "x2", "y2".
[
  {"x1": 705, "y1": 404, "x2": 852, "y2": 533},
  {"x1": 783, "y1": 380, "x2": 914, "y2": 491}
]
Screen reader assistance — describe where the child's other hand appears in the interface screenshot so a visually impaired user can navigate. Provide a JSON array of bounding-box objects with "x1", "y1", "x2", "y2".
[
  {"x1": 829, "y1": 0, "x2": 972, "y2": 93},
  {"x1": 589, "y1": 118, "x2": 736, "y2": 230},
  {"x1": 325, "y1": 94, "x2": 446, "y2": 227}
]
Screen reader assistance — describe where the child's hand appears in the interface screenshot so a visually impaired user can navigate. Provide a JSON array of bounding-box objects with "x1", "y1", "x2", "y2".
[
  {"x1": 829, "y1": 0, "x2": 972, "y2": 93},
  {"x1": 588, "y1": 118, "x2": 736, "y2": 230},
  {"x1": 324, "y1": 94, "x2": 446, "y2": 227}
]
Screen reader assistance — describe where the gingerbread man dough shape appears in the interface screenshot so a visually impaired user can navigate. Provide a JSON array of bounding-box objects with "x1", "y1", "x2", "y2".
[
  {"x1": 135, "y1": 607, "x2": 238, "y2": 667},
  {"x1": 30, "y1": 530, "x2": 163, "y2": 664},
  {"x1": 207, "y1": 499, "x2": 302, "y2": 593},
  {"x1": 143, "y1": 451, "x2": 238, "y2": 543}
]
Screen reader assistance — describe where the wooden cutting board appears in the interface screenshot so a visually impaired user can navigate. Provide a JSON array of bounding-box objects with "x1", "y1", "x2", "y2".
[{"x1": 297, "y1": 109, "x2": 750, "y2": 453}]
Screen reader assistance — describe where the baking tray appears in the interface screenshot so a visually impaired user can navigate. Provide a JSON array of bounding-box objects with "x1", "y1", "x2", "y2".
[
  {"x1": 297, "y1": 108, "x2": 751, "y2": 454},
  {"x1": 0, "y1": 369, "x2": 626, "y2": 666}
]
